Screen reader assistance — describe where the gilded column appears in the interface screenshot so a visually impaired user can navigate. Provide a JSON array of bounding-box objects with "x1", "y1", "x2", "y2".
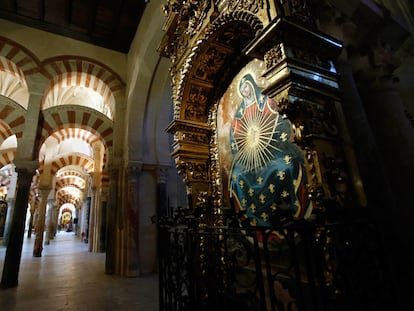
[
  {"x1": 33, "y1": 188, "x2": 51, "y2": 257},
  {"x1": 0, "y1": 166, "x2": 35, "y2": 288},
  {"x1": 165, "y1": 121, "x2": 211, "y2": 223}
]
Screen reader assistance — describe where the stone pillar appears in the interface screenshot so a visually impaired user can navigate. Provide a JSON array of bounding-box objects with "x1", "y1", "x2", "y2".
[
  {"x1": 84, "y1": 197, "x2": 91, "y2": 243},
  {"x1": 362, "y1": 82, "x2": 414, "y2": 210},
  {"x1": 88, "y1": 187, "x2": 97, "y2": 252},
  {"x1": 2, "y1": 199, "x2": 14, "y2": 246},
  {"x1": 126, "y1": 164, "x2": 141, "y2": 276},
  {"x1": 33, "y1": 188, "x2": 51, "y2": 257},
  {"x1": 155, "y1": 166, "x2": 169, "y2": 275},
  {"x1": 26, "y1": 196, "x2": 37, "y2": 239},
  {"x1": 105, "y1": 169, "x2": 118, "y2": 274},
  {"x1": 2, "y1": 170, "x2": 18, "y2": 246},
  {"x1": 157, "y1": 167, "x2": 169, "y2": 218},
  {"x1": 52, "y1": 206, "x2": 58, "y2": 238},
  {"x1": 93, "y1": 189, "x2": 103, "y2": 253},
  {"x1": 99, "y1": 199, "x2": 107, "y2": 253},
  {"x1": 336, "y1": 60, "x2": 394, "y2": 211},
  {"x1": 137, "y1": 167, "x2": 158, "y2": 274},
  {"x1": 44, "y1": 202, "x2": 52, "y2": 245},
  {"x1": 0, "y1": 166, "x2": 35, "y2": 288}
]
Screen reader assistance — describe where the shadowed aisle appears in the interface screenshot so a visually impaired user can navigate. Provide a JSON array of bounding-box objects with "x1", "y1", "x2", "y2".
[{"x1": 0, "y1": 231, "x2": 158, "y2": 311}]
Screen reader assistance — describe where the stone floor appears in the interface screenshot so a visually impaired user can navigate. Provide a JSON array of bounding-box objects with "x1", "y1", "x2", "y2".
[{"x1": 0, "y1": 231, "x2": 159, "y2": 310}]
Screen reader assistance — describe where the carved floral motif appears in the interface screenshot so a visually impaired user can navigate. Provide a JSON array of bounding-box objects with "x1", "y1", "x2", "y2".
[
  {"x1": 264, "y1": 43, "x2": 286, "y2": 70},
  {"x1": 185, "y1": 85, "x2": 210, "y2": 122},
  {"x1": 176, "y1": 159, "x2": 209, "y2": 182},
  {"x1": 278, "y1": 99, "x2": 338, "y2": 140},
  {"x1": 227, "y1": 0, "x2": 264, "y2": 13}
]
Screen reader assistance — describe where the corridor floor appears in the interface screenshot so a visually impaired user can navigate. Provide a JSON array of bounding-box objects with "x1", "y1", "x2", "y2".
[{"x1": 0, "y1": 232, "x2": 159, "y2": 311}]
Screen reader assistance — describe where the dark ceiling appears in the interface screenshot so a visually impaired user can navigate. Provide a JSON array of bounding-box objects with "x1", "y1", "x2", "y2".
[{"x1": 0, "y1": 0, "x2": 148, "y2": 53}]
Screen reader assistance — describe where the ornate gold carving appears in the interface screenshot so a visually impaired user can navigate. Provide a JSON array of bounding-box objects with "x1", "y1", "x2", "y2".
[
  {"x1": 161, "y1": 1, "x2": 216, "y2": 63},
  {"x1": 176, "y1": 159, "x2": 208, "y2": 182},
  {"x1": 227, "y1": 0, "x2": 264, "y2": 13},
  {"x1": 304, "y1": 148, "x2": 325, "y2": 203},
  {"x1": 287, "y1": 46, "x2": 332, "y2": 70},
  {"x1": 322, "y1": 154, "x2": 349, "y2": 207},
  {"x1": 167, "y1": 119, "x2": 211, "y2": 146},
  {"x1": 180, "y1": 131, "x2": 210, "y2": 145},
  {"x1": 264, "y1": 43, "x2": 286, "y2": 70},
  {"x1": 193, "y1": 47, "x2": 228, "y2": 82},
  {"x1": 278, "y1": 98, "x2": 339, "y2": 140},
  {"x1": 208, "y1": 101, "x2": 223, "y2": 225},
  {"x1": 185, "y1": 85, "x2": 210, "y2": 122}
]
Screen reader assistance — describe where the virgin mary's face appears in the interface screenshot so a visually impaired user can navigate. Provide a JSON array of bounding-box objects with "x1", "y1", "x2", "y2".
[{"x1": 240, "y1": 80, "x2": 253, "y2": 99}]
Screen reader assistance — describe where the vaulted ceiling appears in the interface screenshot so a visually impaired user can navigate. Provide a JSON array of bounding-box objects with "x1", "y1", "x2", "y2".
[{"x1": 0, "y1": 0, "x2": 148, "y2": 53}]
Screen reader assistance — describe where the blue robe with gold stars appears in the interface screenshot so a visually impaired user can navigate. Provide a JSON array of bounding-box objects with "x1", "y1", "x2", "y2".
[{"x1": 229, "y1": 91, "x2": 309, "y2": 229}]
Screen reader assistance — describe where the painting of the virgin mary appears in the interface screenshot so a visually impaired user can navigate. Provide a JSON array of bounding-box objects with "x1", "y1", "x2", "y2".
[{"x1": 221, "y1": 72, "x2": 311, "y2": 229}]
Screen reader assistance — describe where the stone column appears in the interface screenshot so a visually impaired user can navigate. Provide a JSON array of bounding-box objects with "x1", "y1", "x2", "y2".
[
  {"x1": 44, "y1": 202, "x2": 52, "y2": 245},
  {"x1": 84, "y1": 197, "x2": 91, "y2": 243},
  {"x1": 99, "y1": 199, "x2": 107, "y2": 253},
  {"x1": 26, "y1": 196, "x2": 37, "y2": 239},
  {"x1": 2, "y1": 199, "x2": 14, "y2": 246},
  {"x1": 336, "y1": 60, "x2": 394, "y2": 211},
  {"x1": 105, "y1": 168, "x2": 118, "y2": 274},
  {"x1": 0, "y1": 166, "x2": 35, "y2": 288},
  {"x1": 126, "y1": 164, "x2": 141, "y2": 276},
  {"x1": 157, "y1": 167, "x2": 169, "y2": 218},
  {"x1": 88, "y1": 187, "x2": 97, "y2": 252},
  {"x1": 33, "y1": 188, "x2": 51, "y2": 257},
  {"x1": 2, "y1": 170, "x2": 18, "y2": 246},
  {"x1": 362, "y1": 82, "x2": 414, "y2": 209},
  {"x1": 89, "y1": 186, "x2": 99, "y2": 252}
]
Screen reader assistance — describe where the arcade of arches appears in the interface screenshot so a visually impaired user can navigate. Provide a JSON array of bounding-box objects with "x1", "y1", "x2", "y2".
[{"x1": 0, "y1": 0, "x2": 414, "y2": 310}]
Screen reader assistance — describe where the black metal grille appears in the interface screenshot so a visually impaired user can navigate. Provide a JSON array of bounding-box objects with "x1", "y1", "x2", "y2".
[{"x1": 158, "y1": 210, "x2": 397, "y2": 311}]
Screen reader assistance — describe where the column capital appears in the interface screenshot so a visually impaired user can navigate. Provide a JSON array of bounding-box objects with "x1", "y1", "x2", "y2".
[
  {"x1": 126, "y1": 161, "x2": 143, "y2": 182},
  {"x1": 13, "y1": 159, "x2": 38, "y2": 175},
  {"x1": 127, "y1": 161, "x2": 143, "y2": 173},
  {"x1": 158, "y1": 166, "x2": 170, "y2": 184}
]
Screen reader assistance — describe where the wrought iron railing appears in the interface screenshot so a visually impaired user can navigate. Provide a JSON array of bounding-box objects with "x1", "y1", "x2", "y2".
[{"x1": 158, "y1": 209, "x2": 397, "y2": 311}]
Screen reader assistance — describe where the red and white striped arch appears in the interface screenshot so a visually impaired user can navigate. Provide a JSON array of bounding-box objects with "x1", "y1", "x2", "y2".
[
  {"x1": 0, "y1": 112, "x2": 21, "y2": 169},
  {"x1": 0, "y1": 36, "x2": 42, "y2": 77},
  {"x1": 55, "y1": 175, "x2": 86, "y2": 191},
  {"x1": 42, "y1": 56, "x2": 124, "y2": 92},
  {"x1": 41, "y1": 56, "x2": 125, "y2": 120},
  {"x1": 42, "y1": 72, "x2": 115, "y2": 119},
  {"x1": 49, "y1": 153, "x2": 95, "y2": 177},
  {"x1": 40, "y1": 106, "x2": 113, "y2": 152},
  {"x1": 0, "y1": 99, "x2": 26, "y2": 141},
  {"x1": 0, "y1": 55, "x2": 26, "y2": 81}
]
